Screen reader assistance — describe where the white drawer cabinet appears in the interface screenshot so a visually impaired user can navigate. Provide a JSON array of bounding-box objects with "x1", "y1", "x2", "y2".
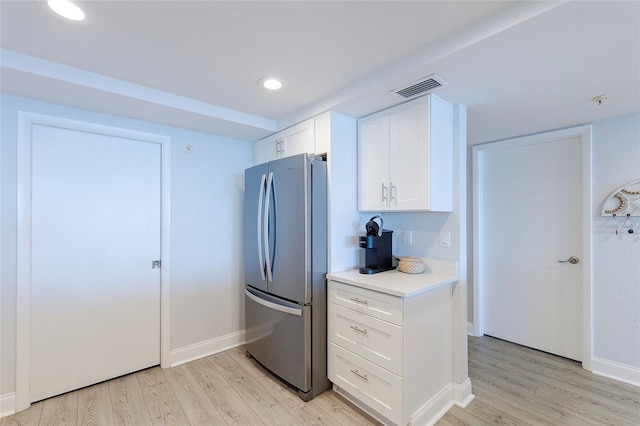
[
  {"x1": 329, "y1": 303, "x2": 403, "y2": 375},
  {"x1": 329, "y1": 280, "x2": 403, "y2": 325},
  {"x1": 328, "y1": 278, "x2": 455, "y2": 425},
  {"x1": 329, "y1": 343, "x2": 403, "y2": 424}
]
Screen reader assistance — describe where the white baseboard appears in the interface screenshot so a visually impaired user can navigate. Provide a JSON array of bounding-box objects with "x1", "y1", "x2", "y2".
[
  {"x1": 467, "y1": 321, "x2": 474, "y2": 335},
  {"x1": 170, "y1": 330, "x2": 246, "y2": 367},
  {"x1": 452, "y1": 378, "x2": 475, "y2": 407},
  {"x1": 1, "y1": 392, "x2": 16, "y2": 418},
  {"x1": 592, "y1": 357, "x2": 640, "y2": 387},
  {"x1": 411, "y1": 383, "x2": 455, "y2": 426}
]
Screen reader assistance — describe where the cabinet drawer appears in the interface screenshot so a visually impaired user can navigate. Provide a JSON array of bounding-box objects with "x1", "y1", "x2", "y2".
[
  {"x1": 329, "y1": 280, "x2": 403, "y2": 325},
  {"x1": 329, "y1": 303, "x2": 403, "y2": 375},
  {"x1": 329, "y1": 343, "x2": 402, "y2": 425}
]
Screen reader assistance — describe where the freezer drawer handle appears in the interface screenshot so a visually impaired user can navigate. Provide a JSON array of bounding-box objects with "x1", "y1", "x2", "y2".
[
  {"x1": 350, "y1": 297, "x2": 368, "y2": 306},
  {"x1": 245, "y1": 289, "x2": 302, "y2": 316},
  {"x1": 350, "y1": 369, "x2": 368, "y2": 381},
  {"x1": 350, "y1": 325, "x2": 368, "y2": 335}
]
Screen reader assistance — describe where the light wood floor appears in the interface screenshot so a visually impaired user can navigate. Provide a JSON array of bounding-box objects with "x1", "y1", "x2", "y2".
[
  {"x1": 2, "y1": 336, "x2": 639, "y2": 425},
  {"x1": 440, "y1": 336, "x2": 640, "y2": 425}
]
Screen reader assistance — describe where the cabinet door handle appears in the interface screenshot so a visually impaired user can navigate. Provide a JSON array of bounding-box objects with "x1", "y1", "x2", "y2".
[
  {"x1": 350, "y1": 297, "x2": 368, "y2": 306},
  {"x1": 390, "y1": 182, "x2": 396, "y2": 202},
  {"x1": 381, "y1": 183, "x2": 387, "y2": 202},
  {"x1": 350, "y1": 369, "x2": 368, "y2": 381},
  {"x1": 350, "y1": 325, "x2": 368, "y2": 335}
]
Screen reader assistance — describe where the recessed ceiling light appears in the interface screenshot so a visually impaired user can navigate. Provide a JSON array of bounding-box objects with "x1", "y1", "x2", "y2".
[
  {"x1": 48, "y1": 0, "x2": 86, "y2": 21},
  {"x1": 259, "y1": 77, "x2": 283, "y2": 91}
]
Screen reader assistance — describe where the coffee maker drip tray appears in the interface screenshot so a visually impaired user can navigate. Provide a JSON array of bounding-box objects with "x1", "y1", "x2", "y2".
[{"x1": 359, "y1": 265, "x2": 396, "y2": 274}]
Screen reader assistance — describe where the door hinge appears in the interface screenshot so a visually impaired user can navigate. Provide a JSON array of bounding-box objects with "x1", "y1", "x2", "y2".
[{"x1": 152, "y1": 260, "x2": 161, "y2": 269}]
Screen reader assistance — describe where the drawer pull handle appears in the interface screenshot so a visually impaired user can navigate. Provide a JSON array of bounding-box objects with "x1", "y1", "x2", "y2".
[
  {"x1": 350, "y1": 369, "x2": 368, "y2": 381},
  {"x1": 350, "y1": 297, "x2": 368, "y2": 306},
  {"x1": 350, "y1": 325, "x2": 368, "y2": 335}
]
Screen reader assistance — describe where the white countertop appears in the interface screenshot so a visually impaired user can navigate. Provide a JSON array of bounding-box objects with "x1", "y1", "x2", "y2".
[{"x1": 326, "y1": 258, "x2": 458, "y2": 298}]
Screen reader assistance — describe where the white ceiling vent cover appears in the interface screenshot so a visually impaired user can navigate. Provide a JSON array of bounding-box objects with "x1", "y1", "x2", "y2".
[{"x1": 393, "y1": 74, "x2": 448, "y2": 98}]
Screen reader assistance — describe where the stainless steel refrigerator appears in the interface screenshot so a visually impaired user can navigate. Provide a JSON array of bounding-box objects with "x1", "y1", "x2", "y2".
[{"x1": 244, "y1": 153, "x2": 329, "y2": 401}]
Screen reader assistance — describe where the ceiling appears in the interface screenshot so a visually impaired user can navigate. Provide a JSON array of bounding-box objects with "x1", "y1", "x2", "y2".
[{"x1": 1, "y1": 1, "x2": 639, "y2": 144}]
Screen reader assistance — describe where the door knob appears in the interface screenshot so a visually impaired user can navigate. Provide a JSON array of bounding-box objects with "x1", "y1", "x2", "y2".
[{"x1": 558, "y1": 256, "x2": 579, "y2": 264}]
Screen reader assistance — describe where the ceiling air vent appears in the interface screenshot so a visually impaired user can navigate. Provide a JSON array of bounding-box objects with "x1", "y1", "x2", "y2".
[{"x1": 393, "y1": 74, "x2": 448, "y2": 99}]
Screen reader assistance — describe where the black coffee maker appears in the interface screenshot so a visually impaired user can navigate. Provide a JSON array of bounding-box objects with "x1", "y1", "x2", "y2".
[{"x1": 359, "y1": 216, "x2": 395, "y2": 274}]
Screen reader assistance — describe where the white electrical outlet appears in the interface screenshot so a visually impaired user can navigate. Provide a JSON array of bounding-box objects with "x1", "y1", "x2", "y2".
[
  {"x1": 440, "y1": 231, "x2": 451, "y2": 248},
  {"x1": 403, "y1": 230, "x2": 412, "y2": 245}
]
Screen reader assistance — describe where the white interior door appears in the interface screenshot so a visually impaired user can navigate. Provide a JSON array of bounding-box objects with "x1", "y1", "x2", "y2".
[
  {"x1": 477, "y1": 132, "x2": 587, "y2": 361},
  {"x1": 30, "y1": 124, "x2": 161, "y2": 402}
]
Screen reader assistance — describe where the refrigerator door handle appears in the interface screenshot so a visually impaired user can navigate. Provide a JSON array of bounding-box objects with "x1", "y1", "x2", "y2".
[
  {"x1": 245, "y1": 289, "x2": 302, "y2": 316},
  {"x1": 264, "y1": 171, "x2": 274, "y2": 282},
  {"x1": 257, "y1": 173, "x2": 267, "y2": 280}
]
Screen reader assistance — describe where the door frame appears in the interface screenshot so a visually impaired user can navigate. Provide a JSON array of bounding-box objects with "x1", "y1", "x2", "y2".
[
  {"x1": 15, "y1": 112, "x2": 172, "y2": 411},
  {"x1": 472, "y1": 125, "x2": 592, "y2": 369}
]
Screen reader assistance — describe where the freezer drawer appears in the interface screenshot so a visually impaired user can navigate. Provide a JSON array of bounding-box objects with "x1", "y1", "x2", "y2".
[{"x1": 244, "y1": 287, "x2": 311, "y2": 392}]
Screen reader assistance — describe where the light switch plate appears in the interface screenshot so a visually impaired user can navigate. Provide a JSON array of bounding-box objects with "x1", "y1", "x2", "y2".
[
  {"x1": 403, "y1": 230, "x2": 412, "y2": 245},
  {"x1": 440, "y1": 231, "x2": 451, "y2": 248}
]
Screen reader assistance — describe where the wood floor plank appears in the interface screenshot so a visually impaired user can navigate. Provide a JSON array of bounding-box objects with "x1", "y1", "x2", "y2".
[
  {"x1": 225, "y1": 347, "x2": 305, "y2": 412},
  {"x1": 0, "y1": 401, "x2": 43, "y2": 426},
  {"x1": 40, "y1": 392, "x2": 78, "y2": 422},
  {"x1": 38, "y1": 411, "x2": 77, "y2": 426},
  {"x1": 163, "y1": 364, "x2": 222, "y2": 426},
  {"x1": 470, "y1": 375, "x2": 589, "y2": 425},
  {"x1": 311, "y1": 391, "x2": 377, "y2": 425},
  {"x1": 192, "y1": 417, "x2": 228, "y2": 426},
  {"x1": 145, "y1": 395, "x2": 191, "y2": 426},
  {"x1": 534, "y1": 386, "x2": 639, "y2": 426},
  {"x1": 288, "y1": 398, "x2": 344, "y2": 426},
  {"x1": 77, "y1": 381, "x2": 115, "y2": 426},
  {"x1": 109, "y1": 374, "x2": 149, "y2": 426},
  {"x1": 186, "y1": 357, "x2": 262, "y2": 425},
  {"x1": 136, "y1": 367, "x2": 190, "y2": 426},
  {"x1": 207, "y1": 351, "x2": 301, "y2": 426},
  {"x1": 137, "y1": 367, "x2": 174, "y2": 404}
]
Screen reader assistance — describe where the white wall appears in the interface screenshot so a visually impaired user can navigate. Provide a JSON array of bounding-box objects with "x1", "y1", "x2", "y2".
[
  {"x1": 0, "y1": 94, "x2": 253, "y2": 398},
  {"x1": 591, "y1": 113, "x2": 640, "y2": 372}
]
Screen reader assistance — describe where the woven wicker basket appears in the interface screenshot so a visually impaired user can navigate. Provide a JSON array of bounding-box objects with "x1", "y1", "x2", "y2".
[{"x1": 397, "y1": 257, "x2": 425, "y2": 274}]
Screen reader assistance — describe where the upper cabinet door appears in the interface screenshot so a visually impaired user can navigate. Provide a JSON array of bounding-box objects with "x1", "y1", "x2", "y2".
[
  {"x1": 254, "y1": 118, "x2": 315, "y2": 165},
  {"x1": 357, "y1": 95, "x2": 453, "y2": 212},
  {"x1": 282, "y1": 119, "x2": 315, "y2": 158},
  {"x1": 255, "y1": 135, "x2": 280, "y2": 164},
  {"x1": 358, "y1": 110, "x2": 390, "y2": 211},
  {"x1": 389, "y1": 99, "x2": 429, "y2": 211}
]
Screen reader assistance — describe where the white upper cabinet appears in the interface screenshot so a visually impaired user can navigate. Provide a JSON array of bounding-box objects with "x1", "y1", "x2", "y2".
[
  {"x1": 358, "y1": 110, "x2": 390, "y2": 211},
  {"x1": 358, "y1": 95, "x2": 453, "y2": 212},
  {"x1": 254, "y1": 118, "x2": 315, "y2": 164}
]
